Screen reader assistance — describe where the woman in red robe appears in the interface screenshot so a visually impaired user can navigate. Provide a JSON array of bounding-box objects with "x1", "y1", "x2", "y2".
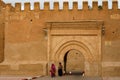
[{"x1": 50, "y1": 63, "x2": 56, "y2": 77}]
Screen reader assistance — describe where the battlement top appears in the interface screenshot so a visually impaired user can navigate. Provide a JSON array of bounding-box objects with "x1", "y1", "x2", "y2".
[{"x1": 2, "y1": 0, "x2": 120, "y2": 11}]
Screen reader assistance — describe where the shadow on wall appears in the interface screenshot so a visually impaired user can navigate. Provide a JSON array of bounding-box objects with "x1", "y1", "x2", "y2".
[{"x1": 0, "y1": 23, "x2": 4, "y2": 63}]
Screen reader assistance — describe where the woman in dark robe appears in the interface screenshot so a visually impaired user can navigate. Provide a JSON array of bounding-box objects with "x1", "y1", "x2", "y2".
[{"x1": 58, "y1": 62, "x2": 63, "y2": 76}]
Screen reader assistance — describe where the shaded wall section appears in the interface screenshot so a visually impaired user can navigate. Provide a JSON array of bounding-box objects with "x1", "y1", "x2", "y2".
[
  {"x1": 0, "y1": 1, "x2": 5, "y2": 63},
  {"x1": 0, "y1": 23, "x2": 4, "y2": 63}
]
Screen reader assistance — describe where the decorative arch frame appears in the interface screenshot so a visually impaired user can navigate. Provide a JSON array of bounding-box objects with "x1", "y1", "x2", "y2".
[
  {"x1": 46, "y1": 21, "x2": 103, "y2": 76},
  {"x1": 52, "y1": 40, "x2": 94, "y2": 63}
]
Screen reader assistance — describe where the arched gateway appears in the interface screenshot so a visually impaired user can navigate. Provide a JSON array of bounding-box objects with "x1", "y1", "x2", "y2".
[{"x1": 46, "y1": 21, "x2": 104, "y2": 76}]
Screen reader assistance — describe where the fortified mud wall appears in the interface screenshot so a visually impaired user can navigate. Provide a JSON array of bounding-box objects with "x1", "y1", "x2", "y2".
[{"x1": 0, "y1": 0, "x2": 120, "y2": 77}]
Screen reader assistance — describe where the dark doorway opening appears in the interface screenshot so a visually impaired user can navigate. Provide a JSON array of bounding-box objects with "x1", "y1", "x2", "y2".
[
  {"x1": 63, "y1": 49, "x2": 85, "y2": 75},
  {"x1": 64, "y1": 50, "x2": 69, "y2": 73}
]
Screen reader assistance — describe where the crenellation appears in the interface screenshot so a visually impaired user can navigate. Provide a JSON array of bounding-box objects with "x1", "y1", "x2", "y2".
[
  {"x1": 15, "y1": 3, "x2": 21, "y2": 12},
  {"x1": 54, "y1": 2, "x2": 59, "y2": 10},
  {"x1": 4, "y1": 1, "x2": 120, "y2": 20},
  {"x1": 2, "y1": 1, "x2": 120, "y2": 12},
  {"x1": 10, "y1": 6, "x2": 15, "y2": 12},
  {"x1": 0, "y1": 1, "x2": 5, "y2": 7},
  {"x1": 92, "y1": 2, "x2": 98, "y2": 10},
  {"x1": 83, "y1": 2, "x2": 89, "y2": 10},
  {"x1": 112, "y1": 1, "x2": 118, "y2": 10},
  {"x1": 34, "y1": 2, "x2": 40, "y2": 11},
  {"x1": 44, "y1": 2, "x2": 50, "y2": 10},
  {"x1": 24, "y1": 3, "x2": 31, "y2": 11},
  {"x1": 63, "y1": 2, "x2": 69, "y2": 10},
  {"x1": 102, "y1": 2, "x2": 108, "y2": 10},
  {"x1": 5, "y1": 4, "x2": 13, "y2": 12},
  {"x1": 72, "y1": 2, "x2": 78, "y2": 10}
]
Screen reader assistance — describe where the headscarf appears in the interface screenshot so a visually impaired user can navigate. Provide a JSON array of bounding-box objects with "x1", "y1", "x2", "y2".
[{"x1": 51, "y1": 64, "x2": 56, "y2": 72}]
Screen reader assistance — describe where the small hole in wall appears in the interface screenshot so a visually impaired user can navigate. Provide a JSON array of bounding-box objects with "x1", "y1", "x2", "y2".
[
  {"x1": 112, "y1": 32, "x2": 115, "y2": 34},
  {"x1": 76, "y1": 53, "x2": 78, "y2": 54},
  {"x1": 30, "y1": 19, "x2": 33, "y2": 22}
]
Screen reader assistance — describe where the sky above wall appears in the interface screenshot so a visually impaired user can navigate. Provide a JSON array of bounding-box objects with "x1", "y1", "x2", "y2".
[{"x1": 2, "y1": 0, "x2": 110, "y2": 3}]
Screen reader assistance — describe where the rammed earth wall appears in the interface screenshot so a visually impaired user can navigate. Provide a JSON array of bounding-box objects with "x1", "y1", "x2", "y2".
[{"x1": 0, "y1": 0, "x2": 120, "y2": 77}]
